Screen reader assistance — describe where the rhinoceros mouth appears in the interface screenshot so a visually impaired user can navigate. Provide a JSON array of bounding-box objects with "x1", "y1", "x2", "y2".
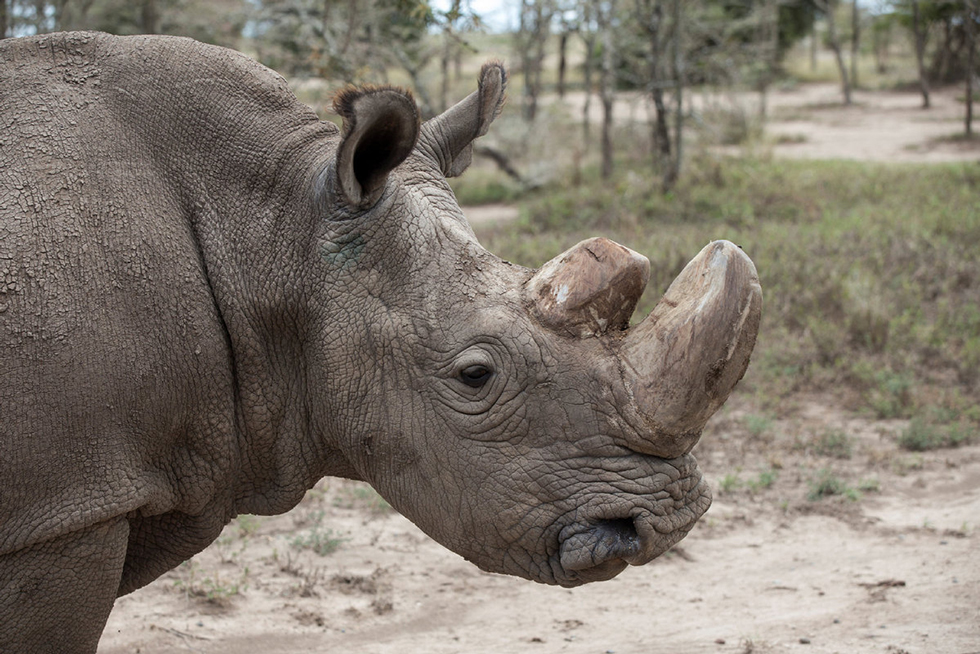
[
  {"x1": 549, "y1": 459, "x2": 711, "y2": 587},
  {"x1": 557, "y1": 519, "x2": 639, "y2": 580}
]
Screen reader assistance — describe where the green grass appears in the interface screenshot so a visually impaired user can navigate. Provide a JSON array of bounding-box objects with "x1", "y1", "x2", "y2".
[
  {"x1": 449, "y1": 165, "x2": 523, "y2": 205},
  {"x1": 719, "y1": 472, "x2": 742, "y2": 494},
  {"x1": 718, "y1": 468, "x2": 778, "y2": 494},
  {"x1": 743, "y1": 414, "x2": 774, "y2": 438},
  {"x1": 173, "y1": 561, "x2": 250, "y2": 604},
  {"x1": 478, "y1": 154, "x2": 980, "y2": 409},
  {"x1": 747, "y1": 468, "x2": 778, "y2": 492},
  {"x1": 898, "y1": 415, "x2": 978, "y2": 451},
  {"x1": 807, "y1": 469, "x2": 860, "y2": 501},
  {"x1": 290, "y1": 510, "x2": 348, "y2": 556},
  {"x1": 332, "y1": 484, "x2": 393, "y2": 515},
  {"x1": 290, "y1": 527, "x2": 346, "y2": 556},
  {"x1": 813, "y1": 430, "x2": 853, "y2": 459}
]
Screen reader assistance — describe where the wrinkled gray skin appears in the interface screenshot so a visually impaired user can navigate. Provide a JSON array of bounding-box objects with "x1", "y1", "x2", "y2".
[{"x1": 0, "y1": 32, "x2": 761, "y2": 653}]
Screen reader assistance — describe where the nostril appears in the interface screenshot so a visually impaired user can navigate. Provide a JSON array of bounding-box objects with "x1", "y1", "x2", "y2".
[
  {"x1": 592, "y1": 518, "x2": 640, "y2": 560},
  {"x1": 596, "y1": 518, "x2": 637, "y2": 537},
  {"x1": 559, "y1": 516, "x2": 644, "y2": 575}
]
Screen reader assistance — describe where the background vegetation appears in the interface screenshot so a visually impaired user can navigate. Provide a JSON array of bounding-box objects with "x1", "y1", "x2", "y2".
[{"x1": 2, "y1": 0, "x2": 977, "y2": 446}]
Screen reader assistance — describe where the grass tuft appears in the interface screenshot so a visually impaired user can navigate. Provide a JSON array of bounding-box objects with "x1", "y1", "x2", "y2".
[
  {"x1": 807, "y1": 469, "x2": 860, "y2": 502},
  {"x1": 813, "y1": 430, "x2": 853, "y2": 459}
]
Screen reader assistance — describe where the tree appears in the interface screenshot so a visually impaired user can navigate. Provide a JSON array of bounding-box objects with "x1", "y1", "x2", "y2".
[
  {"x1": 634, "y1": 0, "x2": 671, "y2": 172},
  {"x1": 437, "y1": 1, "x2": 480, "y2": 113},
  {"x1": 578, "y1": 0, "x2": 599, "y2": 145},
  {"x1": 595, "y1": 0, "x2": 617, "y2": 178},
  {"x1": 814, "y1": 0, "x2": 853, "y2": 104},
  {"x1": 910, "y1": 0, "x2": 931, "y2": 107},
  {"x1": 966, "y1": 1, "x2": 978, "y2": 135},
  {"x1": 250, "y1": 0, "x2": 436, "y2": 88},
  {"x1": 3, "y1": 0, "x2": 246, "y2": 45},
  {"x1": 515, "y1": 0, "x2": 555, "y2": 121},
  {"x1": 870, "y1": 7, "x2": 897, "y2": 73},
  {"x1": 666, "y1": 0, "x2": 681, "y2": 190},
  {"x1": 851, "y1": 0, "x2": 861, "y2": 87},
  {"x1": 555, "y1": 0, "x2": 578, "y2": 98}
]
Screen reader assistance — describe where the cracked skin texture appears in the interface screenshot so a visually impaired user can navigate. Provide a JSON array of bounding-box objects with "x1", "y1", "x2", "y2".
[{"x1": 0, "y1": 32, "x2": 733, "y2": 653}]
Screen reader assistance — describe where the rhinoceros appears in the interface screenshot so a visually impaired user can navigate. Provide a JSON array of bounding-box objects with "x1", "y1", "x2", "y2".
[{"x1": 0, "y1": 31, "x2": 761, "y2": 652}]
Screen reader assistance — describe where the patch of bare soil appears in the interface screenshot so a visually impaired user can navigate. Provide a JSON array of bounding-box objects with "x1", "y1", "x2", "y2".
[
  {"x1": 553, "y1": 83, "x2": 980, "y2": 163},
  {"x1": 764, "y1": 83, "x2": 980, "y2": 163},
  {"x1": 98, "y1": 392, "x2": 979, "y2": 654},
  {"x1": 462, "y1": 203, "x2": 520, "y2": 226}
]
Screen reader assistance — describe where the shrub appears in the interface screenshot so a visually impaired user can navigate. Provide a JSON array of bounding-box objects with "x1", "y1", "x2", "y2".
[
  {"x1": 807, "y1": 469, "x2": 859, "y2": 501},
  {"x1": 813, "y1": 430, "x2": 853, "y2": 459},
  {"x1": 898, "y1": 416, "x2": 978, "y2": 451}
]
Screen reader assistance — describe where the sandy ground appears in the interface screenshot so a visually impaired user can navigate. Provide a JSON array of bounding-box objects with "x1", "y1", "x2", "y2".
[
  {"x1": 97, "y1": 86, "x2": 979, "y2": 654},
  {"x1": 761, "y1": 83, "x2": 980, "y2": 163},
  {"x1": 98, "y1": 395, "x2": 980, "y2": 654},
  {"x1": 550, "y1": 82, "x2": 980, "y2": 163}
]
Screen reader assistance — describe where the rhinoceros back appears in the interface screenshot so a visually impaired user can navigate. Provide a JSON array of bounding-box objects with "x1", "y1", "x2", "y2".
[{"x1": 0, "y1": 32, "x2": 327, "y2": 563}]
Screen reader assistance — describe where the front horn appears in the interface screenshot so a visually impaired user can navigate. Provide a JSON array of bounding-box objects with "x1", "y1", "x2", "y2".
[{"x1": 619, "y1": 240, "x2": 763, "y2": 459}]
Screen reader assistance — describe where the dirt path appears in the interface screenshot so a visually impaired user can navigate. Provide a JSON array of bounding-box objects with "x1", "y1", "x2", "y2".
[
  {"x1": 764, "y1": 83, "x2": 979, "y2": 163},
  {"x1": 98, "y1": 395, "x2": 980, "y2": 654},
  {"x1": 552, "y1": 83, "x2": 980, "y2": 163},
  {"x1": 462, "y1": 203, "x2": 520, "y2": 226}
]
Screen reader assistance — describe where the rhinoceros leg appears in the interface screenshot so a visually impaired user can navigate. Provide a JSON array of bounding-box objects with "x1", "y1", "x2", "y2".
[{"x1": 0, "y1": 518, "x2": 128, "y2": 654}]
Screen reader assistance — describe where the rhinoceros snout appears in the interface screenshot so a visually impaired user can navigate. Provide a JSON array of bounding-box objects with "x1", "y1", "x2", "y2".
[{"x1": 551, "y1": 456, "x2": 711, "y2": 586}]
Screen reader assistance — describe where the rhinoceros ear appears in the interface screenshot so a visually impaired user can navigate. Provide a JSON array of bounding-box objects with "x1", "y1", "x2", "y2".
[
  {"x1": 333, "y1": 86, "x2": 420, "y2": 208},
  {"x1": 418, "y1": 61, "x2": 507, "y2": 178}
]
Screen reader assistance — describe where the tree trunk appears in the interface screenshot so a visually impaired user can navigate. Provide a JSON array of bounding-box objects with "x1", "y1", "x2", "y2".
[
  {"x1": 758, "y1": 0, "x2": 779, "y2": 121},
  {"x1": 32, "y1": 0, "x2": 45, "y2": 32},
  {"x1": 851, "y1": 0, "x2": 860, "y2": 88},
  {"x1": 810, "y1": 6, "x2": 818, "y2": 71},
  {"x1": 911, "y1": 0, "x2": 931, "y2": 108},
  {"x1": 582, "y1": 32, "x2": 595, "y2": 145},
  {"x1": 966, "y1": 4, "x2": 976, "y2": 137},
  {"x1": 529, "y1": 11, "x2": 549, "y2": 121},
  {"x1": 1, "y1": 0, "x2": 7, "y2": 39},
  {"x1": 872, "y1": 13, "x2": 890, "y2": 73},
  {"x1": 599, "y1": 1, "x2": 617, "y2": 179},
  {"x1": 820, "y1": 0, "x2": 852, "y2": 105},
  {"x1": 558, "y1": 31, "x2": 568, "y2": 98},
  {"x1": 664, "y1": 0, "x2": 682, "y2": 191},
  {"x1": 475, "y1": 145, "x2": 532, "y2": 187},
  {"x1": 638, "y1": 0, "x2": 671, "y2": 171},
  {"x1": 935, "y1": 17, "x2": 953, "y2": 83},
  {"x1": 441, "y1": 33, "x2": 451, "y2": 113},
  {"x1": 518, "y1": 0, "x2": 552, "y2": 122},
  {"x1": 141, "y1": 0, "x2": 159, "y2": 33}
]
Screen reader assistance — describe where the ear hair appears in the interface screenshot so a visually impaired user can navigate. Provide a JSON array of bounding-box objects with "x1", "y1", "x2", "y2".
[{"x1": 332, "y1": 85, "x2": 420, "y2": 208}]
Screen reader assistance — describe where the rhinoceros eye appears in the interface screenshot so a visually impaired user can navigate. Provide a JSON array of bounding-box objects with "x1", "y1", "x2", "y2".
[{"x1": 459, "y1": 364, "x2": 493, "y2": 388}]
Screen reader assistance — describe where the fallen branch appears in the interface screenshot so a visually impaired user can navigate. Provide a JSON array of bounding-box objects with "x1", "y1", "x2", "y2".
[{"x1": 474, "y1": 145, "x2": 537, "y2": 189}]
